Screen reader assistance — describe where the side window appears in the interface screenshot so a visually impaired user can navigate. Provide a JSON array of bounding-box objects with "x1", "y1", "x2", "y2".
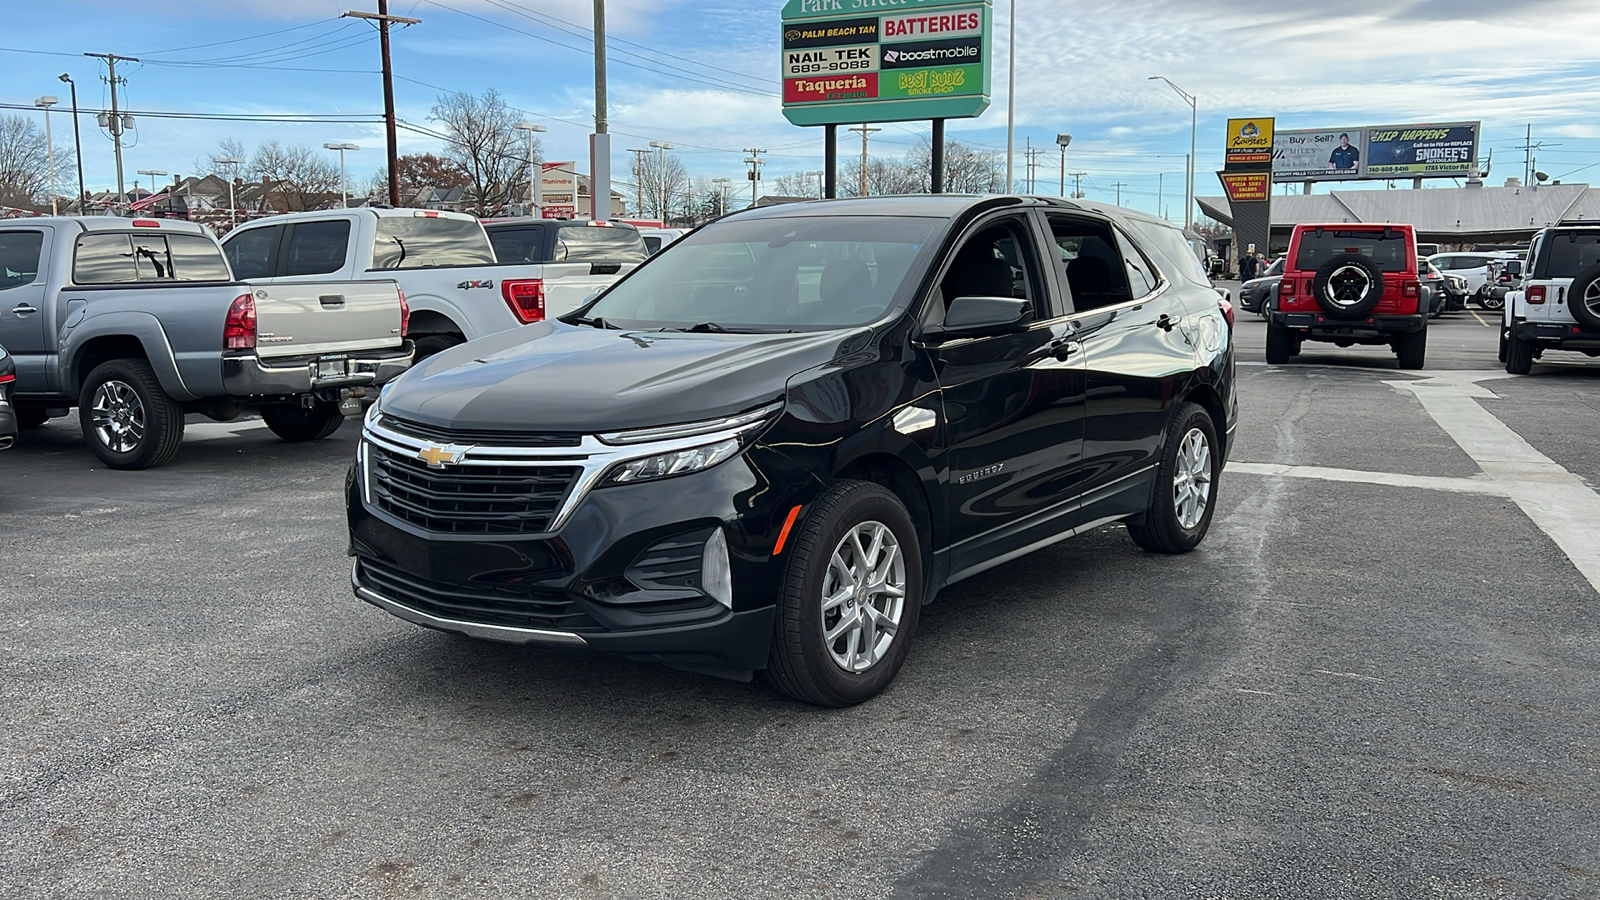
[
  {"x1": 937, "y1": 217, "x2": 1046, "y2": 317},
  {"x1": 1047, "y1": 215, "x2": 1134, "y2": 312},
  {"x1": 223, "y1": 225, "x2": 282, "y2": 280},
  {"x1": 74, "y1": 233, "x2": 137, "y2": 284},
  {"x1": 168, "y1": 234, "x2": 234, "y2": 282},
  {"x1": 283, "y1": 220, "x2": 351, "y2": 277},
  {"x1": 0, "y1": 230, "x2": 45, "y2": 291},
  {"x1": 1114, "y1": 229, "x2": 1159, "y2": 298},
  {"x1": 488, "y1": 225, "x2": 546, "y2": 263},
  {"x1": 134, "y1": 234, "x2": 172, "y2": 280}
]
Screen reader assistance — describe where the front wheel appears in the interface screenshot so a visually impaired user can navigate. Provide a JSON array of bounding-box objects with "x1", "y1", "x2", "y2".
[
  {"x1": 78, "y1": 359, "x2": 186, "y2": 470},
  {"x1": 767, "y1": 481, "x2": 923, "y2": 707},
  {"x1": 1128, "y1": 402, "x2": 1220, "y2": 554},
  {"x1": 261, "y1": 402, "x2": 345, "y2": 442}
]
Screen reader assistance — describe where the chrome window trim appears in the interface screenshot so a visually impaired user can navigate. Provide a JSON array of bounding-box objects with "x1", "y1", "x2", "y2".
[{"x1": 361, "y1": 414, "x2": 770, "y2": 536}]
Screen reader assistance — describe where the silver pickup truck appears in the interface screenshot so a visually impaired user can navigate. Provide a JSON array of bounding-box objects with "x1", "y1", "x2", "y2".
[{"x1": 0, "y1": 217, "x2": 411, "y2": 469}]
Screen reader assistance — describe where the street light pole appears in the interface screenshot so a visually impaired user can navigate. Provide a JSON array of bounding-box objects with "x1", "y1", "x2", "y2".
[
  {"x1": 1055, "y1": 133, "x2": 1071, "y2": 199},
  {"x1": 57, "y1": 74, "x2": 86, "y2": 213},
  {"x1": 216, "y1": 156, "x2": 244, "y2": 229},
  {"x1": 323, "y1": 143, "x2": 359, "y2": 208},
  {"x1": 513, "y1": 123, "x2": 547, "y2": 216},
  {"x1": 648, "y1": 140, "x2": 672, "y2": 222},
  {"x1": 1006, "y1": 0, "x2": 1016, "y2": 192},
  {"x1": 136, "y1": 169, "x2": 166, "y2": 211},
  {"x1": 1148, "y1": 76, "x2": 1197, "y2": 229},
  {"x1": 35, "y1": 96, "x2": 58, "y2": 214}
]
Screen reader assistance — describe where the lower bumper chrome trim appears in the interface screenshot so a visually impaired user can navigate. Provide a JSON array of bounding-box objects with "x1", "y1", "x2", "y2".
[{"x1": 352, "y1": 562, "x2": 589, "y2": 647}]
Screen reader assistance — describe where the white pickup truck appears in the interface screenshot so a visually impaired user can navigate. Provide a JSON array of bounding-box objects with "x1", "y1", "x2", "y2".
[
  {"x1": 221, "y1": 208, "x2": 641, "y2": 357},
  {"x1": 0, "y1": 216, "x2": 409, "y2": 468}
]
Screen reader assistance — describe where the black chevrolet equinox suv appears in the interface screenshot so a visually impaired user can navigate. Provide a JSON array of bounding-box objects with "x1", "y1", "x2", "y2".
[{"x1": 347, "y1": 195, "x2": 1238, "y2": 705}]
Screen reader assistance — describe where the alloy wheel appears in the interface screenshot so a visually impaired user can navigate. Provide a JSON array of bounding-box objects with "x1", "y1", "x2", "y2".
[
  {"x1": 1584, "y1": 280, "x2": 1600, "y2": 320},
  {"x1": 90, "y1": 379, "x2": 146, "y2": 453},
  {"x1": 1325, "y1": 265, "x2": 1372, "y2": 308},
  {"x1": 1173, "y1": 427, "x2": 1213, "y2": 530},
  {"x1": 820, "y1": 521, "x2": 907, "y2": 673}
]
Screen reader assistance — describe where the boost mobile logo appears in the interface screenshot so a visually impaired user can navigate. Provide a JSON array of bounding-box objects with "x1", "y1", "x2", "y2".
[{"x1": 885, "y1": 49, "x2": 899, "y2": 62}]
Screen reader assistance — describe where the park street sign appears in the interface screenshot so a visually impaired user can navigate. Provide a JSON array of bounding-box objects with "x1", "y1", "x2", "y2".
[{"x1": 780, "y1": 0, "x2": 993, "y2": 127}]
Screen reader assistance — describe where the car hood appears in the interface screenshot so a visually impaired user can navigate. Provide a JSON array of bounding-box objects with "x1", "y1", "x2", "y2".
[
  {"x1": 382, "y1": 321, "x2": 859, "y2": 433},
  {"x1": 1243, "y1": 274, "x2": 1279, "y2": 289}
]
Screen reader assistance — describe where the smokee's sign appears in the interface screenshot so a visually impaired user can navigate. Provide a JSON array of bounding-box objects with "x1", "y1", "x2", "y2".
[{"x1": 781, "y1": 0, "x2": 992, "y2": 126}]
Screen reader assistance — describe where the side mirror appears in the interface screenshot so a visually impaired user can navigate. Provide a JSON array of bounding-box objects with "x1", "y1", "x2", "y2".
[{"x1": 921, "y1": 296, "x2": 1032, "y2": 341}]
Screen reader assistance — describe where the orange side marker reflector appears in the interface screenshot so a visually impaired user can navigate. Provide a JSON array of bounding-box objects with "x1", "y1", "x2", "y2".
[{"x1": 772, "y1": 505, "x2": 803, "y2": 556}]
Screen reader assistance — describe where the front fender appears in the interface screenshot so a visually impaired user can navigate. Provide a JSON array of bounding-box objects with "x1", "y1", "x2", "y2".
[{"x1": 63, "y1": 312, "x2": 197, "y2": 401}]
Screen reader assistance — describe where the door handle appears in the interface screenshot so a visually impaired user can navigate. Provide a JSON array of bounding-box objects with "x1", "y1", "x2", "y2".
[
  {"x1": 319, "y1": 294, "x2": 346, "y2": 307},
  {"x1": 12, "y1": 304, "x2": 37, "y2": 316},
  {"x1": 1049, "y1": 338, "x2": 1079, "y2": 361},
  {"x1": 1156, "y1": 313, "x2": 1179, "y2": 331}
]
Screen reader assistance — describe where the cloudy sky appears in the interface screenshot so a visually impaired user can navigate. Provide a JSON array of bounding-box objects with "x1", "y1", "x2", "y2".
[{"x1": 4, "y1": 0, "x2": 1599, "y2": 219}]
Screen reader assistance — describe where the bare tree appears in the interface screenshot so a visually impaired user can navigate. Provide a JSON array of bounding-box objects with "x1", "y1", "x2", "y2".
[
  {"x1": 907, "y1": 137, "x2": 1004, "y2": 194},
  {"x1": 0, "y1": 114, "x2": 66, "y2": 209},
  {"x1": 840, "y1": 157, "x2": 922, "y2": 198},
  {"x1": 633, "y1": 150, "x2": 690, "y2": 222},
  {"x1": 771, "y1": 171, "x2": 823, "y2": 198},
  {"x1": 192, "y1": 138, "x2": 248, "y2": 180},
  {"x1": 430, "y1": 89, "x2": 537, "y2": 216},
  {"x1": 250, "y1": 141, "x2": 341, "y2": 211}
]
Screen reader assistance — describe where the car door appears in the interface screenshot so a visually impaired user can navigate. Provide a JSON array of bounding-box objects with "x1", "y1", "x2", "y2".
[
  {"x1": 1047, "y1": 212, "x2": 1197, "y2": 525},
  {"x1": 926, "y1": 212, "x2": 1087, "y2": 578},
  {"x1": 0, "y1": 227, "x2": 53, "y2": 391}
]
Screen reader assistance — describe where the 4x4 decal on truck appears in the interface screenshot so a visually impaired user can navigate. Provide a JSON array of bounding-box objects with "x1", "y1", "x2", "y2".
[{"x1": 456, "y1": 279, "x2": 495, "y2": 290}]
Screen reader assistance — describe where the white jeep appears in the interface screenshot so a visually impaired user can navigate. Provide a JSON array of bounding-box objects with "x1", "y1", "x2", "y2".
[{"x1": 1502, "y1": 223, "x2": 1600, "y2": 374}]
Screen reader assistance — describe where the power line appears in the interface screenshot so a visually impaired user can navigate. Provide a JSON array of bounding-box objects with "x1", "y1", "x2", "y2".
[{"x1": 131, "y1": 19, "x2": 342, "y2": 56}]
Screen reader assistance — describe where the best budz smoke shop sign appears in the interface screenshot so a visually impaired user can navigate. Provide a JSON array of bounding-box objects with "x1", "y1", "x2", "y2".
[{"x1": 781, "y1": 0, "x2": 993, "y2": 126}]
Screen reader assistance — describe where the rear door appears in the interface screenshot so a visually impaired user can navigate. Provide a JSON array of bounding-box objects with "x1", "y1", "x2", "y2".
[
  {"x1": 0, "y1": 227, "x2": 51, "y2": 389},
  {"x1": 930, "y1": 213, "x2": 1087, "y2": 577}
]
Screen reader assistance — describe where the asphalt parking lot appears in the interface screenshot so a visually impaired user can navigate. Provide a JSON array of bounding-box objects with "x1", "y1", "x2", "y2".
[{"x1": 4, "y1": 306, "x2": 1600, "y2": 899}]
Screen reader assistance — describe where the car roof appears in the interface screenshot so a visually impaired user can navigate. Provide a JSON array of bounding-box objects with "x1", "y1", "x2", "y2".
[
  {"x1": 236, "y1": 207, "x2": 479, "y2": 227},
  {"x1": 483, "y1": 218, "x2": 640, "y2": 232},
  {"x1": 1292, "y1": 222, "x2": 1415, "y2": 232},
  {"x1": 723, "y1": 194, "x2": 1100, "y2": 221},
  {"x1": 5, "y1": 216, "x2": 211, "y2": 235}
]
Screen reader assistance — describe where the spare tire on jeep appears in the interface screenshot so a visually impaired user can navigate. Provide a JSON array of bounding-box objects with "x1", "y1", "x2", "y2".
[
  {"x1": 1568, "y1": 263, "x2": 1600, "y2": 332},
  {"x1": 1311, "y1": 254, "x2": 1386, "y2": 319}
]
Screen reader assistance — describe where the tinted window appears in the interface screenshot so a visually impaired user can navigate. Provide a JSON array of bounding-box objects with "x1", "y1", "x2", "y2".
[
  {"x1": 284, "y1": 220, "x2": 351, "y2": 276},
  {"x1": 487, "y1": 225, "x2": 546, "y2": 263},
  {"x1": 553, "y1": 225, "x2": 648, "y2": 263},
  {"x1": 939, "y1": 217, "x2": 1047, "y2": 316},
  {"x1": 1535, "y1": 232, "x2": 1600, "y2": 279},
  {"x1": 1115, "y1": 229, "x2": 1159, "y2": 297},
  {"x1": 644, "y1": 236, "x2": 663, "y2": 254},
  {"x1": 133, "y1": 234, "x2": 171, "y2": 279},
  {"x1": 371, "y1": 216, "x2": 494, "y2": 269},
  {"x1": 1049, "y1": 215, "x2": 1135, "y2": 312},
  {"x1": 1294, "y1": 229, "x2": 1408, "y2": 273},
  {"x1": 1129, "y1": 219, "x2": 1207, "y2": 288},
  {"x1": 586, "y1": 215, "x2": 936, "y2": 331},
  {"x1": 224, "y1": 225, "x2": 282, "y2": 279},
  {"x1": 168, "y1": 234, "x2": 233, "y2": 281},
  {"x1": 0, "y1": 230, "x2": 44, "y2": 291},
  {"x1": 74, "y1": 233, "x2": 138, "y2": 284}
]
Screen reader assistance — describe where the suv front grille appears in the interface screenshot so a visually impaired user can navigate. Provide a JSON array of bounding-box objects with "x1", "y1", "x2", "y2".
[
  {"x1": 369, "y1": 444, "x2": 579, "y2": 535},
  {"x1": 357, "y1": 559, "x2": 599, "y2": 632},
  {"x1": 379, "y1": 414, "x2": 582, "y2": 447}
]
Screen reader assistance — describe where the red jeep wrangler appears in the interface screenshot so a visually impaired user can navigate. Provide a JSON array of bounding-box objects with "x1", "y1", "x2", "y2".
[{"x1": 1267, "y1": 223, "x2": 1428, "y2": 369}]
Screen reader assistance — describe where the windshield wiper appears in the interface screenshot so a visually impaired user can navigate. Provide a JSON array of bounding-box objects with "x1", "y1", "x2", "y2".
[
  {"x1": 567, "y1": 315, "x2": 619, "y2": 329},
  {"x1": 681, "y1": 321, "x2": 729, "y2": 333}
]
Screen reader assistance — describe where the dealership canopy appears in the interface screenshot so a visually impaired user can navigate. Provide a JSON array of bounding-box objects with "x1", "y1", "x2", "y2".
[{"x1": 780, "y1": 0, "x2": 993, "y2": 126}]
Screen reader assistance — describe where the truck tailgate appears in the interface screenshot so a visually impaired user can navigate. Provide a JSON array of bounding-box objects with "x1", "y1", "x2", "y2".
[
  {"x1": 249, "y1": 280, "x2": 404, "y2": 359},
  {"x1": 541, "y1": 262, "x2": 639, "y2": 317}
]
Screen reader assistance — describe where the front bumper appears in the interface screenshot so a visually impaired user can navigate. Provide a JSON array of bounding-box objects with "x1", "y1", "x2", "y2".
[
  {"x1": 223, "y1": 344, "x2": 413, "y2": 398},
  {"x1": 346, "y1": 440, "x2": 823, "y2": 673},
  {"x1": 0, "y1": 387, "x2": 14, "y2": 450},
  {"x1": 1271, "y1": 310, "x2": 1426, "y2": 337}
]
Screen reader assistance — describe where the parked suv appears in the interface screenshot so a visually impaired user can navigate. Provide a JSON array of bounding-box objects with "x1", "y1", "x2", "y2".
[
  {"x1": 1267, "y1": 223, "x2": 1428, "y2": 368},
  {"x1": 1238, "y1": 256, "x2": 1283, "y2": 316},
  {"x1": 1502, "y1": 223, "x2": 1600, "y2": 374},
  {"x1": 347, "y1": 195, "x2": 1237, "y2": 706}
]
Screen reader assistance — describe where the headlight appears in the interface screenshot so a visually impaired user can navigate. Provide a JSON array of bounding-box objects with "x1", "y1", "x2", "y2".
[{"x1": 602, "y1": 437, "x2": 740, "y2": 485}]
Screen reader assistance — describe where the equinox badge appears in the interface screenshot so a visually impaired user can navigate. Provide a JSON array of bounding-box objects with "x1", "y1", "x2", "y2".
[{"x1": 417, "y1": 443, "x2": 470, "y2": 469}]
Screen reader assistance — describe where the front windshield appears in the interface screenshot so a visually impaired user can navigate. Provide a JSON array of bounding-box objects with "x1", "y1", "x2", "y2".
[{"x1": 582, "y1": 215, "x2": 938, "y2": 332}]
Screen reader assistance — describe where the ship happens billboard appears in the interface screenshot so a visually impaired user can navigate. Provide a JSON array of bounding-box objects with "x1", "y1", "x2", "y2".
[{"x1": 1272, "y1": 121, "x2": 1479, "y2": 181}]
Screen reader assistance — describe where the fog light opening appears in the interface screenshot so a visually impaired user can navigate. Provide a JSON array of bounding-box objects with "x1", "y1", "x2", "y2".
[{"x1": 702, "y1": 527, "x2": 733, "y2": 610}]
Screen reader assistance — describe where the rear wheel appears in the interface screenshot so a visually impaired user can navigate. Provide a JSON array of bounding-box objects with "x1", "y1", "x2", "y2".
[
  {"x1": 1265, "y1": 324, "x2": 1293, "y2": 364},
  {"x1": 413, "y1": 333, "x2": 465, "y2": 360},
  {"x1": 1505, "y1": 327, "x2": 1534, "y2": 375},
  {"x1": 78, "y1": 359, "x2": 185, "y2": 470},
  {"x1": 767, "y1": 481, "x2": 922, "y2": 707},
  {"x1": 1396, "y1": 328, "x2": 1428, "y2": 370},
  {"x1": 1128, "y1": 402, "x2": 1219, "y2": 554},
  {"x1": 261, "y1": 402, "x2": 345, "y2": 442}
]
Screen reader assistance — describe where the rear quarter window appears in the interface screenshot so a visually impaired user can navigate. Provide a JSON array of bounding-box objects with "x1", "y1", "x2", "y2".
[{"x1": 372, "y1": 216, "x2": 495, "y2": 269}]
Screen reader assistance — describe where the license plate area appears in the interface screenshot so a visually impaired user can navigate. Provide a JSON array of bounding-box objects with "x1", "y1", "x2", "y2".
[{"x1": 317, "y1": 358, "x2": 349, "y2": 378}]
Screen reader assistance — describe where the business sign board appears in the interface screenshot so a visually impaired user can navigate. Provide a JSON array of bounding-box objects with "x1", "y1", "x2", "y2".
[
  {"x1": 1272, "y1": 128, "x2": 1365, "y2": 182},
  {"x1": 1219, "y1": 172, "x2": 1271, "y2": 203},
  {"x1": 1225, "y1": 117, "x2": 1275, "y2": 168},
  {"x1": 780, "y1": 0, "x2": 993, "y2": 127},
  {"x1": 1270, "y1": 121, "x2": 1480, "y2": 181},
  {"x1": 1365, "y1": 122, "x2": 1480, "y2": 177}
]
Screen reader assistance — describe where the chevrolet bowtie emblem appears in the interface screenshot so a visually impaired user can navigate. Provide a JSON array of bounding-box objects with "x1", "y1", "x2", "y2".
[{"x1": 417, "y1": 444, "x2": 468, "y2": 469}]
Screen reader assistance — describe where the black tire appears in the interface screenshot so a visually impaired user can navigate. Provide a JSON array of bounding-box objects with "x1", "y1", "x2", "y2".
[
  {"x1": 1128, "y1": 402, "x2": 1220, "y2": 554},
  {"x1": 1311, "y1": 254, "x2": 1386, "y2": 319},
  {"x1": 1396, "y1": 327, "x2": 1427, "y2": 370},
  {"x1": 413, "y1": 333, "x2": 465, "y2": 360},
  {"x1": 1265, "y1": 323, "x2": 1293, "y2": 364},
  {"x1": 1567, "y1": 263, "x2": 1600, "y2": 331},
  {"x1": 767, "y1": 481, "x2": 923, "y2": 707},
  {"x1": 1505, "y1": 326, "x2": 1534, "y2": 375},
  {"x1": 261, "y1": 402, "x2": 345, "y2": 442},
  {"x1": 1498, "y1": 327, "x2": 1508, "y2": 363},
  {"x1": 15, "y1": 407, "x2": 51, "y2": 429},
  {"x1": 78, "y1": 359, "x2": 185, "y2": 470}
]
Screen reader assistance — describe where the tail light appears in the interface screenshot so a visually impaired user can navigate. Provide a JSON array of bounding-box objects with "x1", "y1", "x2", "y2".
[
  {"x1": 1219, "y1": 297, "x2": 1235, "y2": 329},
  {"x1": 1281, "y1": 278, "x2": 1297, "y2": 296},
  {"x1": 224, "y1": 293, "x2": 256, "y2": 349},
  {"x1": 503, "y1": 279, "x2": 545, "y2": 323},
  {"x1": 397, "y1": 289, "x2": 410, "y2": 337},
  {"x1": 1402, "y1": 281, "x2": 1419, "y2": 298},
  {"x1": 1528, "y1": 285, "x2": 1546, "y2": 304}
]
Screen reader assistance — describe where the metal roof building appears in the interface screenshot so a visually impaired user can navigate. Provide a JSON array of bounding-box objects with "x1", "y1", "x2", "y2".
[{"x1": 1198, "y1": 182, "x2": 1600, "y2": 249}]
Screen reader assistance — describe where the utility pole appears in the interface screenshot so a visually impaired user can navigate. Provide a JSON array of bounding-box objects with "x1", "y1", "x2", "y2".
[
  {"x1": 1069, "y1": 171, "x2": 1085, "y2": 200},
  {"x1": 513, "y1": 122, "x2": 546, "y2": 215},
  {"x1": 342, "y1": 4, "x2": 420, "y2": 208},
  {"x1": 847, "y1": 126, "x2": 879, "y2": 196},
  {"x1": 85, "y1": 52, "x2": 137, "y2": 206},
  {"x1": 1113, "y1": 181, "x2": 1126, "y2": 206},
  {"x1": 743, "y1": 148, "x2": 766, "y2": 205},
  {"x1": 627, "y1": 148, "x2": 648, "y2": 217},
  {"x1": 1024, "y1": 141, "x2": 1046, "y2": 193},
  {"x1": 35, "y1": 96, "x2": 58, "y2": 215}
]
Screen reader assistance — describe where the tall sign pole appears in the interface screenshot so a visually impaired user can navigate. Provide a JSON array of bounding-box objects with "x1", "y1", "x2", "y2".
[{"x1": 342, "y1": 6, "x2": 419, "y2": 208}]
